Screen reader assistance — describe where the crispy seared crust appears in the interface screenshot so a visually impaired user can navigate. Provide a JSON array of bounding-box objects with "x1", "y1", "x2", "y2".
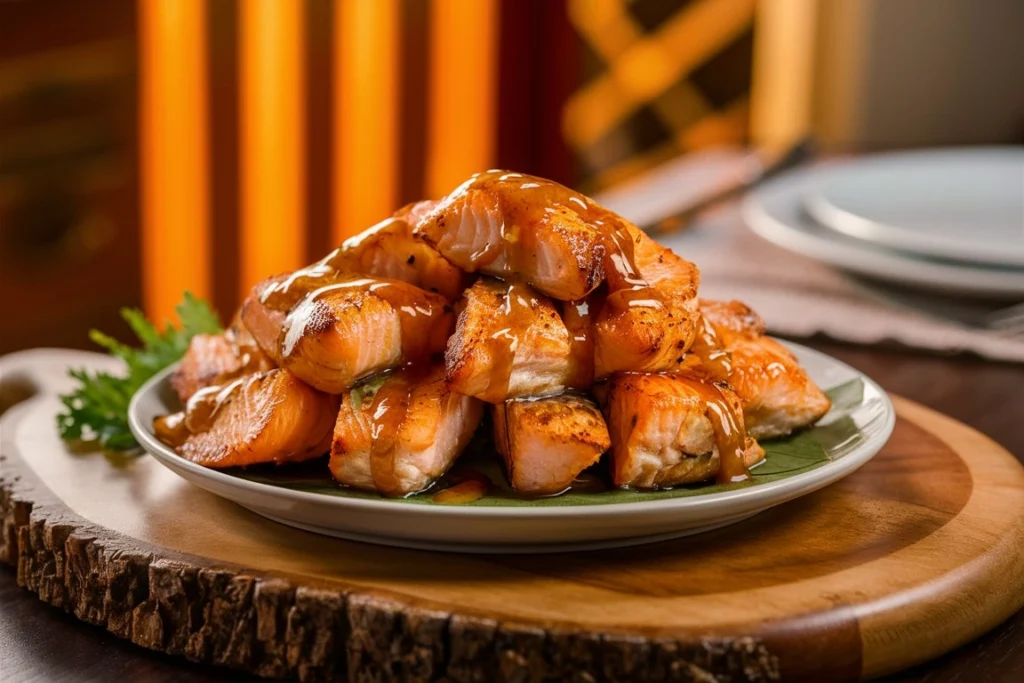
[
  {"x1": 445, "y1": 279, "x2": 583, "y2": 403},
  {"x1": 328, "y1": 201, "x2": 469, "y2": 301},
  {"x1": 177, "y1": 369, "x2": 339, "y2": 468},
  {"x1": 599, "y1": 373, "x2": 763, "y2": 489},
  {"x1": 492, "y1": 394, "x2": 611, "y2": 496},
  {"x1": 280, "y1": 287, "x2": 405, "y2": 394}
]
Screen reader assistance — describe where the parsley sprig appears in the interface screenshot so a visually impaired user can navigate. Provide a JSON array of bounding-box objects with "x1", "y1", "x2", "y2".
[{"x1": 57, "y1": 293, "x2": 221, "y2": 450}]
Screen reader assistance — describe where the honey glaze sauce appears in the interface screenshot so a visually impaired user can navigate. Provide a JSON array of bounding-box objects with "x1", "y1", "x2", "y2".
[
  {"x1": 684, "y1": 315, "x2": 734, "y2": 382},
  {"x1": 431, "y1": 470, "x2": 491, "y2": 505},
  {"x1": 153, "y1": 375, "x2": 249, "y2": 449},
  {"x1": 560, "y1": 298, "x2": 597, "y2": 389},
  {"x1": 365, "y1": 367, "x2": 419, "y2": 497},
  {"x1": 488, "y1": 280, "x2": 545, "y2": 398},
  {"x1": 673, "y1": 374, "x2": 751, "y2": 484}
]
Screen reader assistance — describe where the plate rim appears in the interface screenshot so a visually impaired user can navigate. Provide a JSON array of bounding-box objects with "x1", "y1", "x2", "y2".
[
  {"x1": 802, "y1": 148, "x2": 1024, "y2": 268},
  {"x1": 741, "y1": 167, "x2": 1024, "y2": 298},
  {"x1": 128, "y1": 341, "x2": 895, "y2": 519}
]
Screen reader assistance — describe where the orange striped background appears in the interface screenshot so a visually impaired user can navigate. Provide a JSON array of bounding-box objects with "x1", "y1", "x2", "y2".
[{"x1": 138, "y1": 0, "x2": 573, "y2": 323}]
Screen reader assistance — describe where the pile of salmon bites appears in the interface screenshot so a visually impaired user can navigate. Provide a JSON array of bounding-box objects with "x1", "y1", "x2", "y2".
[{"x1": 155, "y1": 171, "x2": 831, "y2": 499}]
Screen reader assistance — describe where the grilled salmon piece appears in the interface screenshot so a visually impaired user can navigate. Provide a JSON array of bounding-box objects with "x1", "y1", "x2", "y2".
[
  {"x1": 171, "y1": 334, "x2": 243, "y2": 403},
  {"x1": 325, "y1": 200, "x2": 468, "y2": 301},
  {"x1": 171, "y1": 314, "x2": 276, "y2": 403},
  {"x1": 155, "y1": 369, "x2": 339, "y2": 468},
  {"x1": 699, "y1": 300, "x2": 831, "y2": 439},
  {"x1": 593, "y1": 226, "x2": 701, "y2": 377},
  {"x1": 492, "y1": 394, "x2": 610, "y2": 496},
  {"x1": 242, "y1": 276, "x2": 454, "y2": 394},
  {"x1": 598, "y1": 373, "x2": 764, "y2": 489},
  {"x1": 414, "y1": 171, "x2": 607, "y2": 301},
  {"x1": 445, "y1": 278, "x2": 588, "y2": 403},
  {"x1": 329, "y1": 364, "x2": 484, "y2": 497}
]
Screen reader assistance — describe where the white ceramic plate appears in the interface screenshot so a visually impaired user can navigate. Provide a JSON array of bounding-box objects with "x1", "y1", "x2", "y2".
[
  {"x1": 743, "y1": 166, "x2": 1024, "y2": 299},
  {"x1": 804, "y1": 148, "x2": 1024, "y2": 268},
  {"x1": 128, "y1": 342, "x2": 894, "y2": 554}
]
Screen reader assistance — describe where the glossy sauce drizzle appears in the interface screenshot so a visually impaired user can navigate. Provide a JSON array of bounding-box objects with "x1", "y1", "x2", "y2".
[
  {"x1": 183, "y1": 376, "x2": 247, "y2": 433},
  {"x1": 675, "y1": 375, "x2": 750, "y2": 484},
  {"x1": 258, "y1": 257, "x2": 339, "y2": 311},
  {"x1": 561, "y1": 298, "x2": 596, "y2": 388},
  {"x1": 366, "y1": 369, "x2": 415, "y2": 497},
  {"x1": 687, "y1": 316, "x2": 733, "y2": 382},
  {"x1": 153, "y1": 376, "x2": 248, "y2": 449},
  {"x1": 488, "y1": 281, "x2": 542, "y2": 399}
]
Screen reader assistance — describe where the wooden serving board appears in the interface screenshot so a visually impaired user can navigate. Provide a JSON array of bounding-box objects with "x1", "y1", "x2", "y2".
[{"x1": 1, "y1": 350, "x2": 1023, "y2": 682}]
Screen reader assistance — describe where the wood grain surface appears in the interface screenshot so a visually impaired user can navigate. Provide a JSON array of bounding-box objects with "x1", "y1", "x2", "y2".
[{"x1": 1, "y1": 345, "x2": 1023, "y2": 682}]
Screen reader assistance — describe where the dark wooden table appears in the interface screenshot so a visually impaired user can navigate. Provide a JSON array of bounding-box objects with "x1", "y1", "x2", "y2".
[{"x1": 1, "y1": 340, "x2": 1022, "y2": 682}]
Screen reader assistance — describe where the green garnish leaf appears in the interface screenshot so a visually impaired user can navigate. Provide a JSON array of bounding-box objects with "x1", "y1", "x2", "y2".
[
  {"x1": 57, "y1": 293, "x2": 222, "y2": 451},
  {"x1": 825, "y1": 378, "x2": 864, "y2": 414},
  {"x1": 349, "y1": 373, "x2": 390, "y2": 411}
]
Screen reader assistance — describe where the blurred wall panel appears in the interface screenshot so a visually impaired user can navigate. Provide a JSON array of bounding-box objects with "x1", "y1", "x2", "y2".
[
  {"x1": 497, "y1": 0, "x2": 578, "y2": 186},
  {"x1": 425, "y1": 0, "x2": 499, "y2": 198},
  {"x1": 305, "y1": 0, "x2": 334, "y2": 261},
  {"x1": 832, "y1": 0, "x2": 1024, "y2": 147},
  {"x1": 207, "y1": 0, "x2": 241, "y2": 322},
  {"x1": 749, "y1": 0, "x2": 817, "y2": 150},
  {"x1": 334, "y1": 0, "x2": 400, "y2": 240},
  {"x1": 755, "y1": 0, "x2": 1024, "y2": 150},
  {"x1": 239, "y1": 0, "x2": 306, "y2": 296},
  {"x1": 139, "y1": 0, "x2": 211, "y2": 326},
  {"x1": 0, "y1": 0, "x2": 141, "y2": 352}
]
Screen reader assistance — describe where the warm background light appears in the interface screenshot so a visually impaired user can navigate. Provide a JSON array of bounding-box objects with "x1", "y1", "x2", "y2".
[
  {"x1": 426, "y1": 0, "x2": 499, "y2": 198},
  {"x1": 138, "y1": 0, "x2": 210, "y2": 325},
  {"x1": 240, "y1": 0, "x2": 306, "y2": 295},
  {"x1": 334, "y1": 0, "x2": 400, "y2": 241}
]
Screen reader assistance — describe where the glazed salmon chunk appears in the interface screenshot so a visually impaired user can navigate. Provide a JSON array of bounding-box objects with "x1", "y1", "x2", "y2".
[
  {"x1": 414, "y1": 171, "x2": 607, "y2": 301},
  {"x1": 171, "y1": 333, "x2": 247, "y2": 403},
  {"x1": 325, "y1": 200, "x2": 468, "y2": 301},
  {"x1": 598, "y1": 373, "x2": 764, "y2": 489},
  {"x1": 700, "y1": 300, "x2": 831, "y2": 439},
  {"x1": 154, "y1": 369, "x2": 339, "y2": 468},
  {"x1": 329, "y1": 364, "x2": 484, "y2": 497},
  {"x1": 445, "y1": 278, "x2": 589, "y2": 403},
  {"x1": 170, "y1": 313, "x2": 275, "y2": 403},
  {"x1": 592, "y1": 226, "x2": 702, "y2": 377},
  {"x1": 242, "y1": 276, "x2": 453, "y2": 394},
  {"x1": 492, "y1": 394, "x2": 611, "y2": 496}
]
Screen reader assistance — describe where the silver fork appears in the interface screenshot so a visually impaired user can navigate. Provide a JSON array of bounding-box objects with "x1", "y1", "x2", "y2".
[{"x1": 866, "y1": 287, "x2": 1024, "y2": 337}]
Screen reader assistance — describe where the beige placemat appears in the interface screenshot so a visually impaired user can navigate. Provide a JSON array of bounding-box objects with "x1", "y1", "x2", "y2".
[{"x1": 596, "y1": 154, "x2": 1024, "y2": 364}]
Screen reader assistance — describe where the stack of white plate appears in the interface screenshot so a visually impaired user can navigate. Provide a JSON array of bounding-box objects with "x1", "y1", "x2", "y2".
[{"x1": 742, "y1": 147, "x2": 1024, "y2": 298}]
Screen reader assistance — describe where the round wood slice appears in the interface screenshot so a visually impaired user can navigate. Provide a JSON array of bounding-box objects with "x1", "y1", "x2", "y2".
[{"x1": 1, "y1": 349, "x2": 1022, "y2": 682}]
